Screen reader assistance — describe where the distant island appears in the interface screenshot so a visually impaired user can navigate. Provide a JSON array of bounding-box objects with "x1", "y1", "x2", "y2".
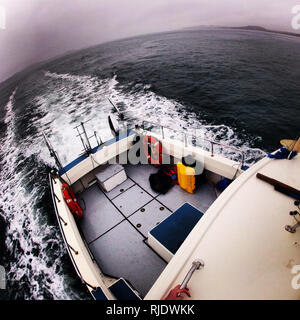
[
  {"x1": 184, "y1": 25, "x2": 300, "y2": 38},
  {"x1": 224, "y1": 26, "x2": 267, "y2": 32}
]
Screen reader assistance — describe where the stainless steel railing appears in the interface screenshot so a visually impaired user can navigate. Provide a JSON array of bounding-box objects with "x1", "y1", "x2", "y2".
[{"x1": 140, "y1": 119, "x2": 246, "y2": 168}]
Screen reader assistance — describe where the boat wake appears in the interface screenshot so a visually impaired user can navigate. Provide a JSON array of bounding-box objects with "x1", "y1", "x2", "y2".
[
  {"x1": 0, "y1": 90, "x2": 88, "y2": 299},
  {"x1": 108, "y1": 76, "x2": 266, "y2": 164},
  {"x1": 41, "y1": 71, "x2": 266, "y2": 165}
]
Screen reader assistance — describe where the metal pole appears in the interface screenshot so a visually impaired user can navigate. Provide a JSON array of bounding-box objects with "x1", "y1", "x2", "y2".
[
  {"x1": 241, "y1": 152, "x2": 245, "y2": 168},
  {"x1": 184, "y1": 134, "x2": 188, "y2": 147},
  {"x1": 161, "y1": 126, "x2": 165, "y2": 139},
  {"x1": 211, "y1": 142, "x2": 214, "y2": 157},
  {"x1": 81, "y1": 122, "x2": 92, "y2": 152},
  {"x1": 77, "y1": 126, "x2": 88, "y2": 153},
  {"x1": 287, "y1": 136, "x2": 299, "y2": 160},
  {"x1": 192, "y1": 135, "x2": 196, "y2": 147},
  {"x1": 94, "y1": 131, "x2": 102, "y2": 147},
  {"x1": 43, "y1": 132, "x2": 63, "y2": 170},
  {"x1": 108, "y1": 98, "x2": 124, "y2": 120}
]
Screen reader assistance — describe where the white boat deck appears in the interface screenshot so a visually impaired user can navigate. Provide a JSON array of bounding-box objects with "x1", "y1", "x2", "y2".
[{"x1": 77, "y1": 164, "x2": 217, "y2": 297}]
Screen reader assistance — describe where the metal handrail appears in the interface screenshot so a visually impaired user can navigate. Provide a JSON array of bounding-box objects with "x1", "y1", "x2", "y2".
[
  {"x1": 141, "y1": 119, "x2": 246, "y2": 168},
  {"x1": 179, "y1": 259, "x2": 205, "y2": 290},
  {"x1": 109, "y1": 98, "x2": 244, "y2": 159}
]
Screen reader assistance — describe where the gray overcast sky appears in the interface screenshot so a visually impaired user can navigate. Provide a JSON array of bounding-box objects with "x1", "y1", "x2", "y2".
[{"x1": 0, "y1": 0, "x2": 299, "y2": 82}]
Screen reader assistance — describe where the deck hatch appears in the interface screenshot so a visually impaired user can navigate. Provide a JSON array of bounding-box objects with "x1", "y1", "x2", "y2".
[
  {"x1": 104, "y1": 178, "x2": 135, "y2": 200},
  {"x1": 129, "y1": 200, "x2": 172, "y2": 237},
  {"x1": 112, "y1": 184, "x2": 153, "y2": 217}
]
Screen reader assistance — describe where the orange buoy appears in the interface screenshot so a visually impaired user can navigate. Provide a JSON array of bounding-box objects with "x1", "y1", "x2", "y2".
[
  {"x1": 61, "y1": 184, "x2": 83, "y2": 219},
  {"x1": 142, "y1": 135, "x2": 163, "y2": 166}
]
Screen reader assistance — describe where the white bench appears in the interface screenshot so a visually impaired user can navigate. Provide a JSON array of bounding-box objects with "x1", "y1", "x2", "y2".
[
  {"x1": 148, "y1": 203, "x2": 204, "y2": 262},
  {"x1": 95, "y1": 164, "x2": 127, "y2": 192}
]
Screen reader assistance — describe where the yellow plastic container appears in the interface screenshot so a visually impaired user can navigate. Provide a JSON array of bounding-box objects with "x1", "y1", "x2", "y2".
[{"x1": 177, "y1": 162, "x2": 196, "y2": 194}]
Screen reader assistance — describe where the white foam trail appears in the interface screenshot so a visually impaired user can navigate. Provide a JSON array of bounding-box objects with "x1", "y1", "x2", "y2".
[
  {"x1": 0, "y1": 90, "x2": 82, "y2": 300},
  {"x1": 35, "y1": 71, "x2": 116, "y2": 164},
  {"x1": 109, "y1": 79, "x2": 266, "y2": 164},
  {"x1": 39, "y1": 71, "x2": 265, "y2": 165}
]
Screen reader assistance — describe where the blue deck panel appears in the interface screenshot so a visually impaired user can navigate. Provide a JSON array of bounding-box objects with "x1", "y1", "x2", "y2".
[
  {"x1": 59, "y1": 130, "x2": 135, "y2": 176},
  {"x1": 109, "y1": 279, "x2": 140, "y2": 301},
  {"x1": 91, "y1": 287, "x2": 109, "y2": 300},
  {"x1": 149, "y1": 203, "x2": 204, "y2": 255}
]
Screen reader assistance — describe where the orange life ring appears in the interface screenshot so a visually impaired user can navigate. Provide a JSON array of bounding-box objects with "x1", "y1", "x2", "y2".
[
  {"x1": 142, "y1": 135, "x2": 163, "y2": 166},
  {"x1": 61, "y1": 184, "x2": 83, "y2": 219}
]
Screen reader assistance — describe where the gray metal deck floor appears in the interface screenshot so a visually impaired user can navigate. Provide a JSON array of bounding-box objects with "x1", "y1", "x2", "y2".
[
  {"x1": 89, "y1": 220, "x2": 167, "y2": 297},
  {"x1": 129, "y1": 199, "x2": 172, "y2": 237},
  {"x1": 157, "y1": 183, "x2": 217, "y2": 213},
  {"x1": 124, "y1": 164, "x2": 159, "y2": 197},
  {"x1": 124, "y1": 163, "x2": 217, "y2": 213},
  {"x1": 112, "y1": 184, "x2": 153, "y2": 217},
  {"x1": 78, "y1": 184, "x2": 124, "y2": 243},
  {"x1": 76, "y1": 163, "x2": 217, "y2": 297},
  {"x1": 105, "y1": 178, "x2": 135, "y2": 200}
]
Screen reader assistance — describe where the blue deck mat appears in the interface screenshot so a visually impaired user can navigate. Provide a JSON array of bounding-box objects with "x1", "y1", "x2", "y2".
[
  {"x1": 109, "y1": 279, "x2": 140, "y2": 300},
  {"x1": 91, "y1": 287, "x2": 109, "y2": 300},
  {"x1": 149, "y1": 203, "x2": 204, "y2": 255}
]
